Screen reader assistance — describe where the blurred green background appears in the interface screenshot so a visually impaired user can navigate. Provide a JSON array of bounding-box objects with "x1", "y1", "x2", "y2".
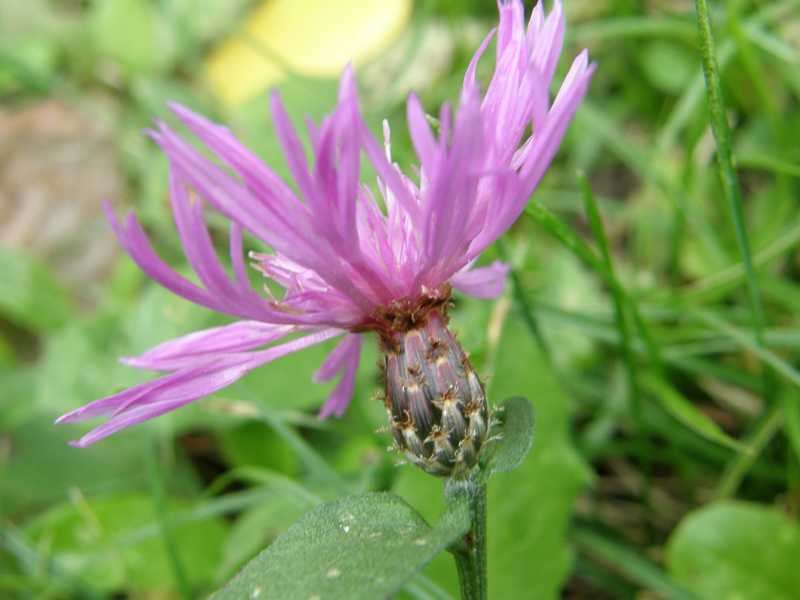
[{"x1": 2, "y1": 0, "x2": 800, "y2": 599}]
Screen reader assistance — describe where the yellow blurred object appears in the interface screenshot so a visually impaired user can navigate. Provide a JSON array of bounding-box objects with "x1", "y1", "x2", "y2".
[{"x1": 206, "y1": 0, "x2": 414, "y2": 108}]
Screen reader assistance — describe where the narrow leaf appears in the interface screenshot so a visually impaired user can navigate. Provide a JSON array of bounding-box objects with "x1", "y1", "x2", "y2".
[
  {"x1": 641, "y1": 375, "x2": 747, "y2": 453},
  {"x1": 578, "y1": 172, "x2": 643, "y2": 419},
  {"x1": 572, "y1": 525, "x2": 703, "y2": 600},
  {"x1": 692, "y1": 309, "x2": 800, "y2": 389},
  {"x1": 695, "y1": 0, "x2": 772, "y2": 398},
  {"x1": 523, "y1": 200, "x2": 661, "y2": 368}
]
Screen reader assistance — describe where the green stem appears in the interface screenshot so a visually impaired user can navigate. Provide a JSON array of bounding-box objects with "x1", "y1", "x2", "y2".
[{"x1": 444, "y1": 478, "x2": 488, "y2": 600}]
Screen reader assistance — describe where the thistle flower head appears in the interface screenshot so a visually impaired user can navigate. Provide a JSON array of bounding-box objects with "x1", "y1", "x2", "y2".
[
  {"x1": 379, "y1": 304, "x2": 492, "y2": 476},
  {"x1": 56, "y1": 0, "x2": 594, "y2": 452}
]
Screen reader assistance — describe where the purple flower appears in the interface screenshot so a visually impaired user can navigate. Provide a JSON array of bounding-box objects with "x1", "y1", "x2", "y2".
[{"x1": 57, "y1": 0, "x2": 594, "y2": 447}]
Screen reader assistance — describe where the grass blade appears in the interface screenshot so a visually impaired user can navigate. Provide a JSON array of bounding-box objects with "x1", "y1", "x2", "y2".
[
  {"x1": 497, "y1": 238, "x2": 552, "y2": 363},
  {"x1": 578, "y1": 173, "x2": 640, "y2": 406},
  {"x1": 695, "y1": 0, "x2": 774, "y2": 400},
  {"x1": 692, "y1": 309, "x2": 800, "y2": 389},
  {"x1": 570, "y1": 525, "x2": 704, "y2": 600},
  {"x1": 640, "y1": 374, "x2": 747, "y2": 453},
  {"x1": 523, "y1": 199, "x2": 662, "y2": 369},
  {"x1": 715, "y1": 403, "x2": 784, "y2": 499}
]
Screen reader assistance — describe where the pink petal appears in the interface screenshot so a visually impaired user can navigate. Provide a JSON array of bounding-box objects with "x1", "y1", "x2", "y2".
[
  {"x1": 451, "y1": 260, "x2": 511, "y2": 299},
  {"x1": 57, "y1": 329, "x2": 343, "y2": 446},
  {"x1": 121, "y1": 321, "x2": 304, "y2": 371},
  {"x1": 313, "y1": 333, "x2": 362, "y2": 382},
  {"x1": 315, "y1": 334, "x2": 363, "y2": 418}
]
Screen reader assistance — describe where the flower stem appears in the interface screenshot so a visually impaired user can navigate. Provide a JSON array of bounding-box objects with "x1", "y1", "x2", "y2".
[{"x1": 444, "y1": 477, "x2": 488, "y2": 600}]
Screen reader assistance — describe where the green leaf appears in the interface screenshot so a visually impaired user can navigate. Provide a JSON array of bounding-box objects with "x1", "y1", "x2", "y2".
[
  {"x1": 209, "y1": 492, "x2": 469, "y2": 600},
  {"x1": 0, "y1": 248, "x2": 74, "y2": 331},
  {"x1": 216, "y1": 496, "x2": 310, "y2": 583},
  {"x1": 666, "y1": 501, "x2": 800, "y2": 600},
  {"x1": 388, "y1": 469, "x2": 460, "y2": 597},
  {"x1": 479, "y1": 396, "x2": 535, "y2": 480},
  {"x1": 485, "y1": 315, "x2": 593, "y2": 600}
]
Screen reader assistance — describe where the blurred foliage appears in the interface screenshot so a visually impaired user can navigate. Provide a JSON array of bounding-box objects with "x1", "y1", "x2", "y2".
[
  {"x1": 666, "y1": 501, "x2": 800, "y2": 600},
  {"x1": 2, "y1": 0, "x2": 800, "y2": 599}
]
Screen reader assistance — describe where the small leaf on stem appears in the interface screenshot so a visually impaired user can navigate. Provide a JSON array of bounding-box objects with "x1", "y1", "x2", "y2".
[{"x1": 478, "y1": 396, "x2": 536, "y2": 482}]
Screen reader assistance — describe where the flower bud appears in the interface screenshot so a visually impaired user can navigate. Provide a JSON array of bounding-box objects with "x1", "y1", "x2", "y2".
[{"x1": 379, "y1": 307, "x2": 490, "y2": 477}]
